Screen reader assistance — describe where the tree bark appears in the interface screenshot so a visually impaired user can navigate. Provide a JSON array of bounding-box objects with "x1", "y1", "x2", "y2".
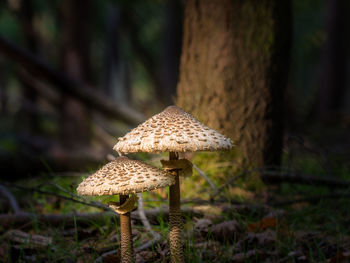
[{"x1": 177, "y1": 0, "x2": 291, "y2": 168}]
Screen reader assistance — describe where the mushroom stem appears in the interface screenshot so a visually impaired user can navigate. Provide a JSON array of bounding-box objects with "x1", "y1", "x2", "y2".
[
  {"x1": 169, "y1": 152, "x2": 184, "y2": 263},
  {"x1": 119, "y1": 194, "x2": 134, "y2": 263}
]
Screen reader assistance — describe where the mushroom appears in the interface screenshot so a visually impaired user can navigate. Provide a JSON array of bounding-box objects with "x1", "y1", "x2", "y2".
[
  {"x1": 76, "y1": 156, "x2": 175, "y2": 263},
  {"x1": 114, "y1": 106, "x2": 233, "y2": 262}
]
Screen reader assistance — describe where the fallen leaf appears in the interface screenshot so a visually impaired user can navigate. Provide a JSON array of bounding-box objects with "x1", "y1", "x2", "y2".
[
  {"x1": 328, "y1": 251, "x2": 350, "y2": 263},
  {"x1": 104, "y1": 252, "x2": 120, "y2": 263},
  {"x1": 248, "y1": 216, "x2": 277, "y2": 232}
]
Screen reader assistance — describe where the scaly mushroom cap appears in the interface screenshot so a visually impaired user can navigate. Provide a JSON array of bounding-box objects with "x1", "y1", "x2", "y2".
[
  {"x1": 114, "y1": 105, "x2": 233, "y2": 154},
  {"x1": 77, "y1": 156, "x2": 175, "y2": 196}
]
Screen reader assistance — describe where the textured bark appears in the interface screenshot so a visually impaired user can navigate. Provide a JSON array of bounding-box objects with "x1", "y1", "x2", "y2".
[
  {"x1": 168, "y1": 152, "x2": 184, "y2": 263},
  {"x1": 119, "y1": 195, "x2": 134, "y2": 263},
  {"x1": 177, "y1": 0, "x2": 291, "y2": 168}
]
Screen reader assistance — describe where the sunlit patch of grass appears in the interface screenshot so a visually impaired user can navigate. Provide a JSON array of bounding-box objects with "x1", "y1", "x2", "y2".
[{"x1": 1, "y1": 133, "x2": 348, "y2": 262}]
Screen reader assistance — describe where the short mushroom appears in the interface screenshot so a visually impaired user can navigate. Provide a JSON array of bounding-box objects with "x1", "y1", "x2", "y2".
[
  {"x1": 76, "y1": 156, "x2": 175, "y2": 263},
  {"x1": 114, "y1": 105, "x2": 233, "y2": 262}
]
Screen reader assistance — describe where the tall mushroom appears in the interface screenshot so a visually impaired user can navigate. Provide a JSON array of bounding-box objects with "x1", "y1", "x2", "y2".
[
  {"x1": 76, "y1": 156, "x2": 175, "y2": 263},
  {"x1": 114, "y1": 105, "x2": 233, "y2": 262}
]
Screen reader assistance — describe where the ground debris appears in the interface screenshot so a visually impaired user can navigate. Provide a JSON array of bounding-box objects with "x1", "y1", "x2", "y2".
[
  {"x1": 211, "y1": 220, "x2": 241, "y2": 242},
  {"x1": 4, "y1": 229, "x2": 52, "y2": 248},
  {"x1": 231, "y1": 249, "x2": 268, "y2": 262}
]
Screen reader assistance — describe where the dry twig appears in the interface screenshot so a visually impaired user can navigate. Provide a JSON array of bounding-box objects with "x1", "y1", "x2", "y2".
[
  {"x1": 193, "y1": 163, "x2": 218, "y2": 193},
  {"x1": 0, "y1": 34, "x2": 145, "y2": 125},
  {"x1": 1, "y1": 182, "x2": 109, "y2": 210},
  {"x1": 0, "y1": 184, "x2": 21, "y2": 214},
  {"x1": 136, "y1": 193, "x2": 162, "y2": 252},
  {"x1": 271, "y1": 192, "x2": 350, "y2": 206}
]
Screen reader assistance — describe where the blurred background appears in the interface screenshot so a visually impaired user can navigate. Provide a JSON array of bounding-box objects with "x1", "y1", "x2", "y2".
[
  {"x1": 0, "y1": 0, "x2": 350, "y2": 261},
  {"x1": 0, "y1": 0, "x2": 349, "y2": 179},
  {"x1": 0, "y1": 0, "x2": 184, "y2": 177}
]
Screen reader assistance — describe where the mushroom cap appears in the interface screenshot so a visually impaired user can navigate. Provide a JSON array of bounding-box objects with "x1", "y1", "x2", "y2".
[
  {"x1": 76, "y1": 156, "x2": 175, "y2": 196},
  {"x1": 114, "y1": 105, "x2": 233, "y2": 154}
]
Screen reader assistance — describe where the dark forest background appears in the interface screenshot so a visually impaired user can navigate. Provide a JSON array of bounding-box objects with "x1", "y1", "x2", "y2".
[
  {"x1": 0, "y1": 0, "x2": 349, "y2": 175},
  {"x1": 0, "y1": 0, "x2": 350, "y2": 262}
]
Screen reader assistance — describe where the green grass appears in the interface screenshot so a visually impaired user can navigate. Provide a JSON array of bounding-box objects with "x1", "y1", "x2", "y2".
[{"x1": 0, "y1": 147, "x2": 349, "y2": 262}]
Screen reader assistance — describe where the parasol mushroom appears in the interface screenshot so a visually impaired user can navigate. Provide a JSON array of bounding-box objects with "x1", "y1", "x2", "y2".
[
  {"x1": 114, "y1": 105, "x2": 233, "y2": 262},
  {"x1": 76, "y1": 156, "x2": 174, "y2": 263}
]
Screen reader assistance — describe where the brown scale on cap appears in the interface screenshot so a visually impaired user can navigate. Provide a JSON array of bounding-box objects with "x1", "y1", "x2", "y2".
[
  {"x1": 114, "y1": 105, "x2": 233, "y2": 154},
  {"x1": 76, "y1": 156, "x2": 175, "y2": 196}
]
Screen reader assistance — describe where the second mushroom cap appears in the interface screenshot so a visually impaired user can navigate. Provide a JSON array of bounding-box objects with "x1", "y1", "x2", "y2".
[{"x1": 77, "y1": 156, "x2": 175, "y2": 196}]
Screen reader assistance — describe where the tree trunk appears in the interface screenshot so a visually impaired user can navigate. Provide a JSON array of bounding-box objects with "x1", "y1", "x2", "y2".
[
  {"x1": 103, "y1": 5, "x2": 131, "y2": 104},
  {"x1": 60, "y1": 0, "x2": 92, "y2": 148},
  {"x1": 157, "y1": 0, "x2": 183, "y2": 105},
  {"x1": 0, "y1": 64, "x2": 7, "y2": 114},
  {"x1": 317, "y1": 0, "x2": 347, "y2": 120},
  {"x1": 18, "y1": 0, "x2": 39, "y2": 132},
  {"x1": 177, "y1": 0, "x2": 291, "y2": 168}
]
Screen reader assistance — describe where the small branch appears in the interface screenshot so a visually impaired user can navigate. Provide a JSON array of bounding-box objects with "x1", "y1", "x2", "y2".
[
  {"x1": 18, "y1": 69, "x2": 60, "y2": 107},
  {"x1": 0, "y1": 34, "x2": 145, "y2": 125},
  {"x1": 93, "y1": 124, "x2": 117, "y2": 148},
  {"x1": 1, "y1": 182, "x2": 109, "y2": 211},
  {"x1": 0, "y1": 184, "x2": 22, "y2": 214},
  {"x1": 136, "y1": 193, "x2": 162, "y2": 252},
  {"x1": 50, "y1": 183, "x2": 110, "y2": 211},
  {"x1": 0, "y1": 148, "x2": 104, "y2": 179},
  {"x1": 210, "y1": 166, "x2": 350, "y2": 201},
  {"x1": 262, "y1": 171, "x2": 350, "y2": 189},
  {"x1": 193, "y1": 164, "x2": 218, "y2": 193},
  {"x1": 0, "y1": 206, "x2": 205, "y2": 228},
  {"x1": 271, "y1": 192, "x2": 350, "y2": 206},
  {"x1": 0, "y1": 212, "x2": 117, "y2": 228}
]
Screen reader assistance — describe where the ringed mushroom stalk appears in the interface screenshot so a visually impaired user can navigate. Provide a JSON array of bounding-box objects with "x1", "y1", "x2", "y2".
[
  {"x1": 113, "y1": 106, "x2": 234, "y2": 262},
  {"x1": 76, "y1": 157, "x2": 175, "y2": 263},
  {"x1": 119, "y1": 195, "x2": 134, "y2": 263},
  {"x1": 168, "y1": 152, "x2": 184, "y2": 263}
]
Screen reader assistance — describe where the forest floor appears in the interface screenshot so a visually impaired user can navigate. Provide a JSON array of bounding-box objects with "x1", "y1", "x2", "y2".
[{"x1": 0, "y1": 127, "x2": 349, "y2": 262}]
